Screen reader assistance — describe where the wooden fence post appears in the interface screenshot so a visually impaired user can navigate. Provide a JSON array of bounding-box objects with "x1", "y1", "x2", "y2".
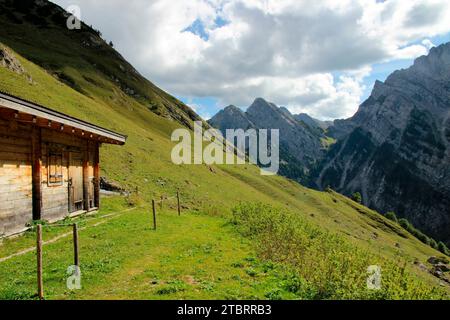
[
  {"x1": 73, "y1": 224, "x2": 79, "y2": 267},
  {"x1": 152, "y1": 199, "x2": 157, "y2": 230},
  {"x1": 177, "y1": 191, "x2": 181, "y2": 216},
  {"x1": 36, "y1": 224, "x2": 44, "y2": 300}
]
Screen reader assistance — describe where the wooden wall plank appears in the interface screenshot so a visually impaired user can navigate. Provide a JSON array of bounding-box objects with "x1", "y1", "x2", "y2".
[
  {"x1": 41, "y1": 128, "x2": 86, "y2": 149},
  {"x1": 0, "y1": 130, "x2": 33, "y2": 236},
  {"x1": 83, "y1": 141, "x2": 90, "y2": 211},
  {"x1": 1, "y1": 114, "x2": 105, "y2": 236},
  {"x1": 31, "y1": 126, "x2": 42, "y2": 220},
  {"x1": 0, "y1": 124, "x2": 31, "y2": 138},
  {"x1": 0, "y1": 135, "x2": 31, "y2": 147},
  {"x1": 0, "y1": 152, "x2": 30, "y2": 162},
  {"x1": 0, "y1": 144, "x2": 32, "y2": 154},
  {"x1": 94, "y1": 143, "x2": 100, "y2": 208}
]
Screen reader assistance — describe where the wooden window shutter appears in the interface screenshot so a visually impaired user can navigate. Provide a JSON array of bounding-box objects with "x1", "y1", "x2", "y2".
[{"x1": 48, "y1": 153, "x2": 63, "y2": 186}]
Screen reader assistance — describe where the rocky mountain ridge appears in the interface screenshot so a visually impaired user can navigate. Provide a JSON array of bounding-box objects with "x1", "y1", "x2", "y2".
[
  {"x1": 209, "y1": 43, "x2": 450, "y2": 246},
  {"x1": 209, "y1": 98, "x2": 327, "y2": 183},
  {"x1": 316, "y1": 42, "x2": 450, "y2": 246}
]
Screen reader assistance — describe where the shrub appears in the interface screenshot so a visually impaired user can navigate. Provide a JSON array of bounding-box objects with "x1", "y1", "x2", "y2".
[
  {"x1": 398, "y1": 218, "x2": 413, "y2": 232},
  {"x1": 429, "y1": 238, "x2": 439, "y2": 250},
  {"x1": 438, "y1": 242, "x2": 450, "y2": 256},
  {"x1": 411, "y1": 229, "x2": 430, "y2": 245},
  {"x1": 385, "y1": 212, "x2": 398, "y2": 223},
  {"x1": 245, "y1": 268, "x2": 258, "y2": 277},
  {"x1": 27, "y1": 220, "x2": 49, "y2": 228},
  {"x1": 231, "y1": 202, "x2": 447, "y2": 299},
  {"x1": 264, "y1": 288, "x2": 283, "y2": 300},
  {"x1": 398, "y1": 218, "x2": 442, "y2": 250},
  {"x1": 156, "y1": 280, "x2": 186, "y2": 295},
  {"x1": 92, "y1": 29, "x2": 102, "y2": 37},
  {"x1": 351, "y1": 192, "x2": 362, "y2": 204}
]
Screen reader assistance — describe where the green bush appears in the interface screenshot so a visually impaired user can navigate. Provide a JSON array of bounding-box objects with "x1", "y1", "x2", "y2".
[
  {"x1": 429, "y1": 239, "x2": 439, "y2": 250},
  {"x1": 232, "y1": 202, "x2": 447, "y2": 300},
  {"x1": 385, "y1": 212, "x2": 398, "y2": 223},
  {"x1": 156, "y1": 280, "x2": 187, "y2": 295},
  {"x1": 351, "y1": 192, "x2": 362, "y2": 204},
  {"x1": 438, "y1": 242, "x2": 450, "y2": 256},
  {"x1": 410, "y1": 229, "x2": 430, "y2": 245},
  {"x1": 398, "y1": 218, "x2": 443, "y2": 252},
  {"x1": 398, "y1": 218, "x2": 413, "y2": 231}
]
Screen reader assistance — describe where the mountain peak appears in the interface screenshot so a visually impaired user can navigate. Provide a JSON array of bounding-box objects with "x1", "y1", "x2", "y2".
[
  {"x1": 247, "y1": 97, "x2": 279, "y2": 116},
  {"x1": 253, "y1": 97, "x2": 269, "y2": 104},
  {"x1": 321, "y1": 41, "x2": 450, "y2": 247},
  {"x1": 209, "y1": 104, "x2": 254, "y2": 131},
  {"x1": 250, "y1": 97, "x2": 274, "y2": 108},
  {"x1": 420, "y1": 42, "x2": 450, "y2": 65},
  {"x1": 404, "y1": 42, "x2": 450, "y2": 78},
  {"x1": 223, "y1": 105, "x2": 243, "y2": 114}
]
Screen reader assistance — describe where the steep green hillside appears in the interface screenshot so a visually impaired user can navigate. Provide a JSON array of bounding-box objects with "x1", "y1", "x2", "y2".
[
  {"x1": 0, "y1": 0, "x2": 201, "y2": 128},
  {"x1": 0, "y1": 0, "x2": 449, "y2": 299}
]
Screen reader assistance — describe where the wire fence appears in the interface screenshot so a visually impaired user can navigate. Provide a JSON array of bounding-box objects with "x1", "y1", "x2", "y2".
[
  {"x1": 0, "y1": 192, "x2": 183, "y2": 299},
  {"x1": 151, "y1": 191, "x2": 182, "y2": 230}
]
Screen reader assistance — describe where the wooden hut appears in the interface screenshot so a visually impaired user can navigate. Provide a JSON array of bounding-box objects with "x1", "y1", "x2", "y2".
[{"x1": 0, "y1": 92, "x2": 126, "y2": 237}]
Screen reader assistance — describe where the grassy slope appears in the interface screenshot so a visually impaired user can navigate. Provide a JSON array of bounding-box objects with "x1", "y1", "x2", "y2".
[
  {"x1": 0, "y1": 1, "x2": 448, "y2": 299},
  {"x1": 1, "y1": 197, "x2": 305, "y2": 300}
]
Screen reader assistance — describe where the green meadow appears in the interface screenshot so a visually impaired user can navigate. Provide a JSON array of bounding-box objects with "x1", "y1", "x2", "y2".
[{"x1": 0, "y1": 6, "x2": 449, "y2": 299}]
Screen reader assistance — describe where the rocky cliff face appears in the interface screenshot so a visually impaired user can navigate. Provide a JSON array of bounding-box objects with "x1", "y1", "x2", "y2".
[
  {"x1": 209, "y1": 98, "x2": 325, "y2": 183},
  {"x1": 207, "y1": 44, "x2": 450, "y2": 246},
  {"x1": 295, "y1": 113, "x2": 333, "y2": 131},
  {"x1": 316, "y1": 43, "x2": 450, "y2": 245},
  {"x1": 208, "y1": 105, "x2": 255, "y2": 131}
]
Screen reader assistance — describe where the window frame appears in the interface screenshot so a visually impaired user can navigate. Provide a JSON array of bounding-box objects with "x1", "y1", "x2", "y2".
[{"x1": 47, "y1": 152, "x2": 64, "y2": 187}]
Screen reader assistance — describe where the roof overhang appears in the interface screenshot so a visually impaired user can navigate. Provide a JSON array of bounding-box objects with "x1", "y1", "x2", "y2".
[{"x1": 0, "y1": 91, "x2": 127, "y2": 145}]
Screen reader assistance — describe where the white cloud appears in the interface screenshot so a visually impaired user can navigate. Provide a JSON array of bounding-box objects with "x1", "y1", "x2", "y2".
[
  {"x1": 51, "y1": 0, "x2": 450, "y2": 119},
  {"x1": 422, "y1": 39, "x2": 436, "y2": 50},
  {"x1": 184, "y1": 98, "x2": 213, "y2": 120}
]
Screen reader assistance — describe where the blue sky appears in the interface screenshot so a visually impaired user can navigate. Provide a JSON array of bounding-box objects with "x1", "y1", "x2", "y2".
[
  {"x1": 360, "y1": 33, "x2": 450, "y2": 100},
  {"x1": 174, "y1": 3, "x2": 450, "y2": 120},
  {"x1": 179, "y1": 33, "x2": 450, "y2": 120},
  {"x1": 52, "y1": 0, "x2": 450, "y2": 121},
  {"x1": 179, "y1": 17, "x2": 228, "y2": 119}
]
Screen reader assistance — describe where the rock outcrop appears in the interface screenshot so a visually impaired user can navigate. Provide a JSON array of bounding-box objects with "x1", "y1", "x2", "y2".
[
  {"x1": 209, "y1": 98, "x2": 325, "y2": 183},
  {"x1": 315, "y1": 43, "x2": 450, "y2": 246},
  {"x1": 294, "y1": 113, "x2": 333, "y2": 131},
  {"x1": 0, "y1": 46, "x2": 24, "y2": 74}
]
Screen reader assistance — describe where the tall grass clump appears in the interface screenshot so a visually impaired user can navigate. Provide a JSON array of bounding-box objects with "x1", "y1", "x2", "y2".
[
  {"x1": 385, "y1": 211, "x2": 398, "y2": 223},
  {"x1": 232, "y1": 202, "x2": 448, "y2": 300},
  {"x1": 398, "y1": 218, "x2": 449, "y2": 255}
]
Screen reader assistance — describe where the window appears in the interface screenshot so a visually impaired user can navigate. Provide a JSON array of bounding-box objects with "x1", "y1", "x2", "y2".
[{"x1": 48, "y1": 153, "x2": 63, "y2": 186}]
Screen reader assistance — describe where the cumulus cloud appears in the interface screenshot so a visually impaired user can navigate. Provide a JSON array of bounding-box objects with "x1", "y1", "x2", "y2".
[{"x1": 51, "y1": 0, "x2": 450, "y2": 119}]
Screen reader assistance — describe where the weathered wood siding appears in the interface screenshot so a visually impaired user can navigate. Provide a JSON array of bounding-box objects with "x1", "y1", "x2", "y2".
[
  {"x1": 0, "y1": 93, "x2": 123, "y2": 238},
  {"x1": 40, "y1": 142, "x2": 69, "y2": 223},
  {"x1": 88, "y1": 143, "x2": 96, "y2": 209},
  {"x1": 69, "y1": 153, "x2": 84, "y2": 212},
  {"x1": 0, "y1": 123, "x2": 99, "y2": 237},
  {"x1": 40, "y1": 128, "x2": 95, "y2": 221},
  {"x1": 0, "y1": 119, "x2": 33, "y2": 236}
]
